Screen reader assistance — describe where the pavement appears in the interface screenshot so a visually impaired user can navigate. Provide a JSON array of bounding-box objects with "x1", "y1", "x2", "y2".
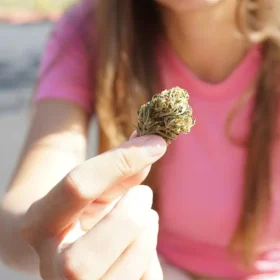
[{"x1": 0, "y1": 22, "x2": 98, "y2": 279}]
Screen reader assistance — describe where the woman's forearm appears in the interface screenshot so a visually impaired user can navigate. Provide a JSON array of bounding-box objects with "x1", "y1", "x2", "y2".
[
  {"x1": 0, "y1": 139, "x2": 86, "y2": 273},
  {"x1": 0, "y1": 146, "x2": 85, "y2": 273},
  {"x1": 0, "y1": 102, "x2": 88, "y2": 273}
]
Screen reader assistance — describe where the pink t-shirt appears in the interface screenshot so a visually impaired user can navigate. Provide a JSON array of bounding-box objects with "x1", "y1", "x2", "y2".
[{"x1": 35, "y1": 2, "x2": 280, "y2": 279}]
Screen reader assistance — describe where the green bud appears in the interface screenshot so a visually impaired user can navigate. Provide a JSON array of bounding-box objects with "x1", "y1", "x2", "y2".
[{"x1": 136, "y1": 87, "x2": 196, "y2": 144}]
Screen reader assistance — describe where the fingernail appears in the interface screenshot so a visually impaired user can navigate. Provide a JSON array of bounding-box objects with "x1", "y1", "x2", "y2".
[
  {"x1": 129, "y1": 131, "x2": 138, "y2": 140},
  {"x1": 143, "y1": 136, "x2": 167, "y2": 157},
  {"x1": 124, "y1": 186, "x2": 153, "y2": 226}
]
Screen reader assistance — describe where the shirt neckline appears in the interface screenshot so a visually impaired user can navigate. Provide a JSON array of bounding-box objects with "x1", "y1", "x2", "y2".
[{"x1": 158, "y1": 39, "x2": 263, "y2": 100}]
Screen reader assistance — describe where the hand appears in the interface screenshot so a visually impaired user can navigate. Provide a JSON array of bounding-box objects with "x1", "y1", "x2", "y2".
[{"x1": 20, "y1": 135, "x2": 166, "y2": 279}]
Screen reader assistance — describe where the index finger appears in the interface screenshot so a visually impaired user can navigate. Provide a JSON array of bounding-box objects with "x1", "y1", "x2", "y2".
[
  {"x1": 24, "y1": 135, "x2": 166, "y2": 240},
  {"x1": 70, "y1": 134, "x2": 166, "y2": 198}
]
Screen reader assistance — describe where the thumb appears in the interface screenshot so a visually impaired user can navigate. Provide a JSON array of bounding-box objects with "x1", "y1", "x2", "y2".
[{"x1": 21, "y1": 135, "x2": 166, "y2": 248}]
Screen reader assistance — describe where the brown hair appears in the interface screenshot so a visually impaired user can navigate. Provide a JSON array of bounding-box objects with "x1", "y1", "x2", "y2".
[
  {"x1": 62, "y1": 0, "x2": 280, "y2": 264},
  {"x1": 94, "y1": 1, "x2": 162, "y2": 151}
]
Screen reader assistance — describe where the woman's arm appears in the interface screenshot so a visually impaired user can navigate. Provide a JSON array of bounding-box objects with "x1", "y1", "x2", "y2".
[{"x1": 0, "y1": 100, "x2": 89, "y2": 274}]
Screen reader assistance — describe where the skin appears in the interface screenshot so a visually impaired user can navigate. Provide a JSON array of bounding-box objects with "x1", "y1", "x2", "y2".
[
  {"x1": 157, "y1": 0, "x2": 251, "y2": 83},
  {"x1": 0, "y1": 101, "x2": 167, "y2": 279},
  {"x1": 0, "y1": 0, "x2": 253, "y2": 279}
]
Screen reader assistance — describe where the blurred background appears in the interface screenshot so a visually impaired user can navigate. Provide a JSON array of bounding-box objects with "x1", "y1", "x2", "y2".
[{"x1": 0, "y1": 0, "x2": 97, "y2": 278}]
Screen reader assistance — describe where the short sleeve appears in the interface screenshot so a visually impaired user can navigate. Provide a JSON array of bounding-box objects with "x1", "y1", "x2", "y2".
[{"x1": 34, "y1": 2, "x2": 94, "y2": 114}]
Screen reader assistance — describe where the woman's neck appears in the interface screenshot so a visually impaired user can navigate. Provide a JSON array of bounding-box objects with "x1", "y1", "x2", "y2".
[{"x1": 160, "y1": 1, "x2": 252, "y2": 83}]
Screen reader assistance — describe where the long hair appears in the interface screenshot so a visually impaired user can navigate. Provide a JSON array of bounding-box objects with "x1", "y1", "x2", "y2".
[
  {"x1": 94, "y1": 0, "x2": 161, "y2": 151},
  {"x1": 58, "y1": 0, "x2": 280, "y2": 264}
]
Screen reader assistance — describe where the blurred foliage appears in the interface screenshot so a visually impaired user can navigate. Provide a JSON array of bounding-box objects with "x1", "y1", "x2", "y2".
[{"x1": 0, "y1": 0, "x2": 77, "y2": 12}]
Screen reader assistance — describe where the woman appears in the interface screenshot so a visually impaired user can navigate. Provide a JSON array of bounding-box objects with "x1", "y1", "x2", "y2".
[{"x1": 0, "y1": 0, "x2": 280, "y2": 279}]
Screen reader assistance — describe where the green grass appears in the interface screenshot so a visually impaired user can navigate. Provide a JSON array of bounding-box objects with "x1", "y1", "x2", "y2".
[{"x1": 0, "y1": 0, "x2": 77, "y2": 12}]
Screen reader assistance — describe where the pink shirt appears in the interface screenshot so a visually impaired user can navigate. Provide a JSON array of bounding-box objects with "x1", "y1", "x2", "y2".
[{"x1": 35, "y1": 2, "x2": 280, "y2": 279}]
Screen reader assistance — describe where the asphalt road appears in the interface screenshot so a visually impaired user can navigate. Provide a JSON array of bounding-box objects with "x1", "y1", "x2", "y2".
[{"x1": 0, "y1": 22, "x2": 54, "y2": 110}]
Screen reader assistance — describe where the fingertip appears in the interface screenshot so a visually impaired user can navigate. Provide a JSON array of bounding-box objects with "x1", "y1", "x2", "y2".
[
  {"x1": 141, "y1": 135, "x2": 167, "y2": 158},
  {"x1": 127, "y1": 135, "x2": 166, "y2": 160},
  {"x1": 148, "y1": 135, "x2": 167, "y2": 147},
  {"x1": 129, "y1": 132, "x2": 166, "y2": 150},
  {"x1": 127, "y1": 185, "x2": 153, "y2": 205}
]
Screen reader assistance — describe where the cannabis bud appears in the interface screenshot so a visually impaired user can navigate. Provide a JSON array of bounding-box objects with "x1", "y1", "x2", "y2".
[{"x1": 136, "y1": 87, "x2": 195, "y2": 144}]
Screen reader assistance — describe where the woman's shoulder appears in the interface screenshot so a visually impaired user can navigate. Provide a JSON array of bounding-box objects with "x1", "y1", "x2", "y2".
[
  {"x1": 35, "y1": 0, "x2": 96, "y2": 115},
  {"x1": 52, "y1": 0, "x2": 95, "y2": 42}
]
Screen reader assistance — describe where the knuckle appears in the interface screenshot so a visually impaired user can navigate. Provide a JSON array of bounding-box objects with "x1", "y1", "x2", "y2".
[
  {"x1": 60, "y1": 249, "x2": 90, "y2": 280},
  {"x1": 114, "y1": 149, "x2": 136, "y2": 177},
  {"x1": 19, "y1": 201, "x2": 41, "y2": 245},
  {"x1": 40, "y1": 264, "x2": 56, "y2": 280},
  {"x1": 107, "y1": 208, "x2": 141, "y2": 234},
  {"x1": 19, "y1": 221, "x2": 31, "y2": 244},
  {"x1": 64, "y1": 170, "x2": 91, "y2": 201}
]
